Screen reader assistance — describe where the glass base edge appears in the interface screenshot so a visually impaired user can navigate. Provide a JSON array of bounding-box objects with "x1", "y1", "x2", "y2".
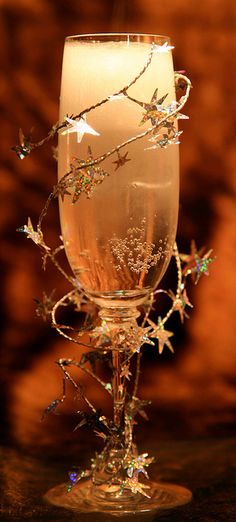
[{"x1": 44, "y1": 479, "x2": 192, "y2": 516}]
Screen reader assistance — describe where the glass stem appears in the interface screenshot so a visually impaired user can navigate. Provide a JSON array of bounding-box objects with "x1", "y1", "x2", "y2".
[
  {"x1": 99, "y1": 306, "x2": 140, "y2": 442},
  {"x1": 112, "y1": 350, "x2": 124, "y2": 429}
]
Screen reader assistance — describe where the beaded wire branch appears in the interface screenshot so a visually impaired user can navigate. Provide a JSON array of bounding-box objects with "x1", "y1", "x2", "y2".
[{"x1": 14, "y1": 42, "x2": 214, "y2": 497}]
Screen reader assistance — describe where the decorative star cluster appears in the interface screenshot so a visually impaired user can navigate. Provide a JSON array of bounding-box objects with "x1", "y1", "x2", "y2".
[
  {"x1": 91, "y1": 320, "x2": 154, "y2": 354},
  {"x1": 139, "y1": 89, "x2": 189, "y2": 150}
]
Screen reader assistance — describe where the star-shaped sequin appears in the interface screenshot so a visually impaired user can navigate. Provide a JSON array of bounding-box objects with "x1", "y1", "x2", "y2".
[
  {"x1": 120, "y1": 364, "x2": 132, "y2": 380},
  {"x1": 113, "y1": 150, "x2": 131, "y2": 170},
  {"x1": 124, "y1": 476, "x2": 151, "y2": 498},
  {"x1": 126, "y1": 453, "x2": 154, "y2": 479},
  {"x1": 90, "y1": 320, "x2": 112, "y2": 346},
  {"x1": 12, "y1": 128, "x2": 33, "y2": 159},
  {"x1": 114, "y1": 325, "x2": 154, "y2": 354},
  {"x1": 153, "y1": 42, "x2": 175, "y2": 53},
  {"x1": 17, "y1": 217, "x2": 50, "y2": 253},
  {"x1": 61, "y1": 116, "x2": 99, "y2": 143},
  {"x1": 34, "y1": 290, "x2": 56, "y2": 322},
  {"x1": 17, "y1": 217, "x2": 49, "y2": 250},
  {"x1": 139, "y1": 89, "x2": 168, "y2": 127},
  {"x1": 181, "y1": 240, "x2": 214, "y2": 284},
  {"x1": 146, "y1": 130, "x2": 183, "y2": 150},
  {"x1": 168, "y1": 288, "x2": 193, "y2": 323},
  {"x1": 71, "y1": 146, "x2": 109, "y2": 202},
  {"x1": 148, "y1": 317, "x2": 174, "y2": 354}
]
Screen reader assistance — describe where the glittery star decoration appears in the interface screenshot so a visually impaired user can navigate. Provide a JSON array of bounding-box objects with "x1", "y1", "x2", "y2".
[
  {"x1": 34, "y1": 290, "x2": 56, "y2": 322},
  {"x1": 61, "y1": 116, "x2": 100, "y2": 143},
  {"x1": 181, "y1": 240, "x2": 215, "y2": 284},
  {"x1": 113, "y1": 150, "x2": 131, "y2": 170},
  {"x1": 168, "y1": 288, "x2": 193, "y2": 323},
  {"x1": 90, "y1": 321, "x2": 154, "y2": 353},
  {"x1": 139, "y1": 90, "x2": 188, "y2": 150},
  {"x1": 146, "y1": 130, "x2": 183, "y2": 150},
  {"x1": 139, "y1": 89, "x2": 168, "y2": 126},
  {"x1": 148, "y1": 316, "x2": 174, "y2": 354},
  {"x1": 153, "y1": 42, "x2": 175, "y2": 53},
  {"x1": 113, "y1": 325, "x2": 154, "y2": 354},
  {"x1": 17, "y1": 217, "x2": 50, "y2": 251},
  {"x1": 120, "y1": 364, "x2": 132, "y2": 380},
  {"x1": 126, "y1": 453, "x2": 154, "y2": 479},
  {"x1": 126, "y1": 397, "x2": 151, "y2": 422},
  {"x1": 90, "y1": 319, "x2": 112, "y2": 346},
  {"x1": 124, "y1": 476, "x2": 151, "y2": 498},
  {"x1": 70, "y1": 146, "x2": 109, "y2": 202},
  {"x1": 12, "y1": 128, "x2": 33, "y2": 159}
]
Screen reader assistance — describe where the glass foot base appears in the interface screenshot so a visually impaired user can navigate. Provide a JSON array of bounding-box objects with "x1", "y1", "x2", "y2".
[{"x1": 45, "y1": 480, "x2": 192, "y2": 516}]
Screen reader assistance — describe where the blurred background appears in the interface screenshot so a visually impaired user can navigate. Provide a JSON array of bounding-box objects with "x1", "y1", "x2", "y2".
[{"x1": 1, "y1": 0, "x2": 236, "y2": 455}]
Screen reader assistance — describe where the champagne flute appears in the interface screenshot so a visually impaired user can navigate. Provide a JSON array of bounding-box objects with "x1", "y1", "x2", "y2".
[{"x1": 46, "y1": 33, "x2": 192, "y2": 515}]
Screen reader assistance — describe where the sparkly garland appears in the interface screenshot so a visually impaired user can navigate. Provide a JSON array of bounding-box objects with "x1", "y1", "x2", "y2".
[{"x1": 14, "y1": 42, "x2": 214, "y2": 497}]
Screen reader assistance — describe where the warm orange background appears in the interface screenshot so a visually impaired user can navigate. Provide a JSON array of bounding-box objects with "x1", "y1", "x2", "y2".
[{"x1": 1, "y1": 0, "x2": 236, "y2": 451}]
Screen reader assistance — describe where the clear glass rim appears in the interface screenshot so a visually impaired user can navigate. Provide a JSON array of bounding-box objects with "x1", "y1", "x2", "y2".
[{"x1": 65, "y1": 33, "x2": 170, "y2": 45}]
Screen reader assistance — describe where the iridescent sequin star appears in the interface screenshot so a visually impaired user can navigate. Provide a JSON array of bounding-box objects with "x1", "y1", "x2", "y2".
[
  {"x1": 148, "y1": 317, "x2": 174, "y2": 354},
  {"x1": 90, "y1": 320, "x2": 112, "y2": 346},
  {"x1": 17, "y1": 217, "x2": 44, "y2": 246},
  {"x1": 168, "y1": 288, "x2": 193, "y2": 323},
  {"x1": 124, "y1": 476, "x2": 151, "y2": 498},
  {"x1": 146, "y1": 130, "x2": 183, "y2": 150},
  {"x1": 71, "y1": 146, "x2": 109, "y2": 202},
  {"x1": 181, "y1": 240, "x2": 215, "y2": 284},
  {"x1": 114, "y1": 325, "x2": 154, "y2": 353},
  {"x1": 61, "y1": 116, "x2": 99, "y2": 143},
  {"x1": 140, "y1": 89, "x2": 168, "y2": 126},
  {"x1": 126, "y1": 453, "x2": 154, "y2": 479}
]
